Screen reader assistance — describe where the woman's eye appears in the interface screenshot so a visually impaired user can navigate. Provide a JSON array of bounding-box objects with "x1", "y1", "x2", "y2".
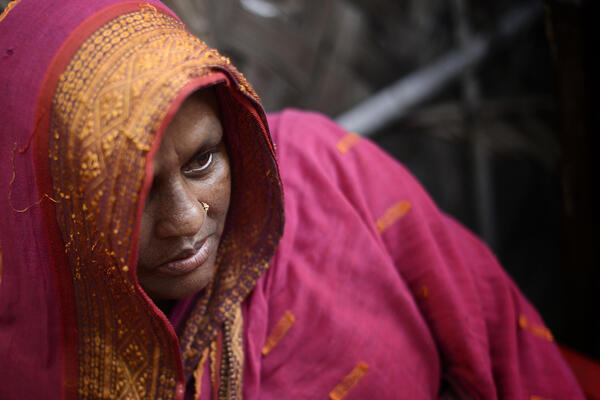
[{"x1": 183, "y1": 149, "x2": 216, "y2": 175}]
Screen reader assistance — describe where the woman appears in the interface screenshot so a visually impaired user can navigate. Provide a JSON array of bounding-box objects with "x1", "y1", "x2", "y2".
[{"x1": 0, "y1": 0, "x2": 584, "y2": 399}]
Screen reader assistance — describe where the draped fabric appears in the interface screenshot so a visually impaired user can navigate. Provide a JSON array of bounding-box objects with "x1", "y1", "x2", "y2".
[
  {"x1": 0, "y1": 1, "x2": 584, "y2": 399},
  {"x1": 0, "y1": 1, "x2": 282, "y2": 399},
  {"x1": 220, "y1": 110, "x2": 585, "y2": 399}
]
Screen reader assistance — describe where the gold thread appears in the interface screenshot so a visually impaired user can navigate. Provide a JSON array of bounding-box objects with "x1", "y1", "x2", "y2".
[
  {"x1": 376, "y1": 201, "x2": 411, "y2": 233},
  {"x1": 234, "y1": 307, "x2": 244, "y2": 397},
  {"x1": 119, "y1": 357, "x2": 143, "y2": 400},
  {"x1": 210, "y1": 339, "x2": 219, "y2": 395},
  {"x1": 193, "y1": 348, "x2": 209, "y2": 400},
  {"x1": 336, "y1": 133, "x2": 360, "y2": 154},
  {"x1": 8, "y1": 142, "x2": 59, "y2": 213},
  {"x1": 51, "y1": 11, "x2": 210, "y2": 398},
  {"x1": 138, "y1": 3, "x2": 158, "y2": 15},
  {"x1": 518, "y1": 314, "x2": 529, "y2": 329},
  {"x1": 222, "y1": 305, "x2": 244, "y2": 399},
  {"x1": 18, "y1": 105, "x2": 49, "y2": 155},
  {"x1": 518, "y1": 315, "x2": 554, "y2": 341},
  {"x1": 530, "y1": 325, "x2": 554, "y2": 341},
  {"x1": 329, "y1": 362, "x2": 369, "y2": 400},
  {"x1": 149, "y1": 346, "x2": 160, "y2": 399},
  {"x1": 42, "y1": 6, "x2": 269, "y2": 398},
  {"x1": 0, "y1": 0, "x2": 21, "y2": 23},
  {"x1": 261, "y1": 310, "x2": 295, "y2": 356}
]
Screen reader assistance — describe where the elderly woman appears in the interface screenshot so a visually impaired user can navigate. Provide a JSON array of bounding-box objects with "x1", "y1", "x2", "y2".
[{"x1": 0, "y1": 0, "x2": 583, "y2": 399}]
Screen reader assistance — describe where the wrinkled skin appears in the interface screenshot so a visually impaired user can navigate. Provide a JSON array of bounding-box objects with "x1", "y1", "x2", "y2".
[{"x1": 137, "y1": 89, "x2": 231, "y2": 300}]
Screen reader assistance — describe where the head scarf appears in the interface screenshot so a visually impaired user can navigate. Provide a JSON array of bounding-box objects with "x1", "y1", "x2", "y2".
[{"x1": 0, "y1": 1, "x2": 283, "y2": 399}]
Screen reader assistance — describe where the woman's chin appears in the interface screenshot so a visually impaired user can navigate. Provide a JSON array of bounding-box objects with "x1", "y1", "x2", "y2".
[{"x1": 140, "y1": 262, "x2": 215, "y2": 300}]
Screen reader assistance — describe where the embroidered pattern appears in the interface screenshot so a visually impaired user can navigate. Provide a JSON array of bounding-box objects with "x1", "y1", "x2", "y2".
[
  {"x1": 0, "y1": 0, "x2": 21, "y2": 23},
  {"x1": 329, "y1": 362, "x2": 369, "y2": 400},
  {"x1": 193, "y1": 348, "x2": 209, "y2": 400},
  {"x1": 518, "y1": 315, "x2": 554, "y2": 341},
  {"x1": 210, "y1": 338, "x2": 220, "y2": 396},
  {"x1": 218, "y1": 306, "x2": 244, "y2": 399},
  {"x1": 48, "y1": 6, "x2": 270, "y2": 399},
  {"x1": 51, "y1": 9, "x2": 189, "y2": 399},
  {"x1": 376, "y1": 201, "x2": 412, "y2": 233},
  {"x1": 336, "y1": 133, "x2": 361, "y2": 154},
  {"x1": 262, "y1": 310, "x2": 296, "y2": 356}
]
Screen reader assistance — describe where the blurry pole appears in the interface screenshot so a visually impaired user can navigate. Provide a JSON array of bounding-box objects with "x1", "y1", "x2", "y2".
[
  {"x1": 452, "y1": 0, "x2": 480, "y2": 114},
  {"x1": 336, "y1": 1, "x2": 542, "y2": 137},
  {"x1": 451, "y1": 0, "x2": 496, "y2": 249},
  {"x1": 336, "y1": 36, "x2": 489, "y2": 135}
]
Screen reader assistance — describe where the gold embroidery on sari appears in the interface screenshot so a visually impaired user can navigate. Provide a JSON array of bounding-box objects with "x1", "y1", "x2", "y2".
[
  {"x1": 336, "y1": 133, "x2": 361, "y2": 154},
  {"x1": 376, "y1": 201, "x2": 412, "y2": 233},
  {"x1": 262, "y1": 310, "x2": 295, "y2": 356},
  {"x1": 0, "y1": 0, "x2": 21, "y2": 23},
  {"x1": 518, "y1": 315, "x2": 554, "y2": 341},
  {"x1": 49, "y1": 7, "x2": 261, "y2": 398},
  {"x1": 329, "y1": 362, "x2": 369, "y2": 400},
  {"x1": 210, "y1": 338, "x2": 220, "y2": 395},
  {"x1": 193, "y1": 348, "x2": 209, "y2": 399},
  {"x1": 218, "y1": 305, "x2": 244, "y2": 399}
]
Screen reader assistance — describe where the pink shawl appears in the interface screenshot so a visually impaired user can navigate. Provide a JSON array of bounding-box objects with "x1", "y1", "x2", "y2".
[{"x1": 227, "y1": 110, "x2": 583, "y2": 399}]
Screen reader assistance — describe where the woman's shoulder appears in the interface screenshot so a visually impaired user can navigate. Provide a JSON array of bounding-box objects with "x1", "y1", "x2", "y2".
[
  {"x1": 266, "y1": 109, "x2": 416, "y2": 192},
  {"x1": 267, "y1": 109, "x2": 350, "y2": 171},
  {"x1": 267, "y1": 109, "x2": 345, "y2": 145}
]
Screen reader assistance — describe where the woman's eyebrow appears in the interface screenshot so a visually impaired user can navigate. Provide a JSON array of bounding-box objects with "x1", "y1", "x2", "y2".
[
  {"x1": 183, "y1": 127, "x2": 223, "y2": 161},
  {"x1": 192, "y1": 128, "x2": 222, "y2": 150},
  {"x1": 193, "y1": 115, "x2": 223, "y2": 141}
]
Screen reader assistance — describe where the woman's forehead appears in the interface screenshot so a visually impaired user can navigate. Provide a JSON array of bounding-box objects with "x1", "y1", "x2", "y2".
[
  {"x1": 173, "y1": 89, "x2": 220, "y2": 133},
  {"x1": 154, "y1": 91, "x2": 223, "y2": 169}
]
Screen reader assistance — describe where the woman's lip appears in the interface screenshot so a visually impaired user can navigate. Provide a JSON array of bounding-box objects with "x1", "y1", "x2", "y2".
[{"x1": 156, "y1": 238, "x2": 213, "y2": 276}]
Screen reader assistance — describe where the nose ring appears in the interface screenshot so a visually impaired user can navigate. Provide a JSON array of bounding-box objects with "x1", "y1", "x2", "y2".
[{"x1": 201, "y1": 202, "x2": 209, "y2": 213}]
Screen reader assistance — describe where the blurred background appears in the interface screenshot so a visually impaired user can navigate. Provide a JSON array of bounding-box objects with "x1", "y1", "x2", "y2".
[{"x1": 2, "y1": 0, "x2": 597, "y2": 373}]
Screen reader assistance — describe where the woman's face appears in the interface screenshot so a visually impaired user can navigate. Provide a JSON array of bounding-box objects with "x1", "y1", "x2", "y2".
[{"x1": 137, "y1": 90, "x2": 231, "y2": 299}]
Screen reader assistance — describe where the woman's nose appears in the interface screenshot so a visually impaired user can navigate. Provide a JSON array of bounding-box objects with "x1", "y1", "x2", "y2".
[{"x1": 154, "y1": 181, "x2": 205, "y2": 238}]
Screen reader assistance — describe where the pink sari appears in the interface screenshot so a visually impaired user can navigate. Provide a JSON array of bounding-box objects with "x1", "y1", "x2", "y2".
[
  {"x1": 225, "y1": 110, "x2": 584, "y2": 399},
  {"x1": 0, "y1": 0, "x2": 583, "y2": 399}
]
